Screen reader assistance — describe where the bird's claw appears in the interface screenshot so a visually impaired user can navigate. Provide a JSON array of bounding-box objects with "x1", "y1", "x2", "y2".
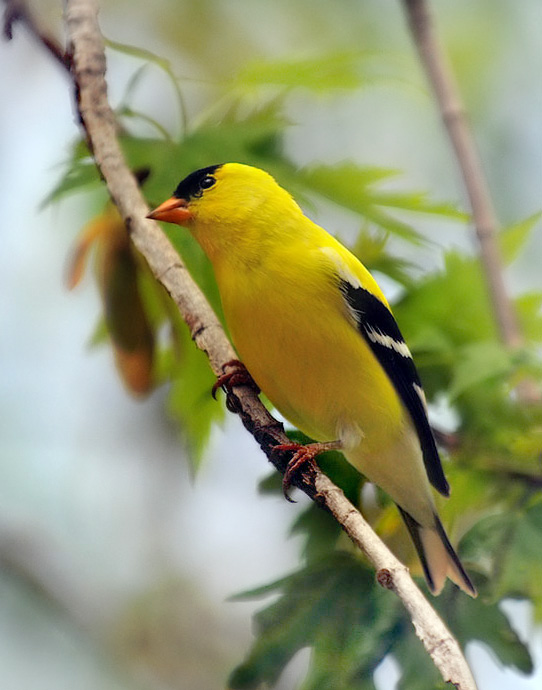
[
  {"x1": 211, "y1": 359, "x2": 260, "y2": 400},
  {"x1": 273, "y1": 440, "x2": 343, "y2": 500},
  {"x1": 272, "y1": 442, "x2": 320, "y2": 501}
]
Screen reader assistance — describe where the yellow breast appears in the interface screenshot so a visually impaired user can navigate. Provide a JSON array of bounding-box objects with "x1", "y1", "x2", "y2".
[{"x1": 215, "y1": 240, "x2": 403, "y2": 458}]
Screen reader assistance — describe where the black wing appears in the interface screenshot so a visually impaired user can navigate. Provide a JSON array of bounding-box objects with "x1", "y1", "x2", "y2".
[{"x1": 339, "y1": 279, "x2": 449, "y2": 497}]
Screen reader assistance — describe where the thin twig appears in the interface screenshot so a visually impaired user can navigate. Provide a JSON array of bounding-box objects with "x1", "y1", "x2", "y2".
[
  {"x1": 320, "y1": 475, "x2": 477, "y2": 688},
  {"x1": 401, "y1": 0, "x2": 540, "y2": 403},
  {"x1": 3, "y1": 0, "x2": 478, "y2": 686}
]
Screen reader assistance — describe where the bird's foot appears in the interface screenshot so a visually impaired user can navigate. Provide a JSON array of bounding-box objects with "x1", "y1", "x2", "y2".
[
  {"x1": 212, "y1": 359, "x2": 260, "y2": 399},
  {"x1": 273, "y1": 440, "x2": 343, "y2": 502}
]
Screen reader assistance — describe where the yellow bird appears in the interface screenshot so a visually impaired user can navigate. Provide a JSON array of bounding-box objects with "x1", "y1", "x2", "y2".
[{"x1": 148, "y1": 163, "x2": 476, "y2": 596}]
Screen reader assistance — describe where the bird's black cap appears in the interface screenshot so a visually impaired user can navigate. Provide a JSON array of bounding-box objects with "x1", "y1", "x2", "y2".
[{"x1": 173, "y1": 164, "x2": 223, "y2": 200}]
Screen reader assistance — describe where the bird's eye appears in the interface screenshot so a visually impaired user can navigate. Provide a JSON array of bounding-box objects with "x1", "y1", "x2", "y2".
[{"x1": 200, "y1": 175, "x2": 216, "y2": 190}]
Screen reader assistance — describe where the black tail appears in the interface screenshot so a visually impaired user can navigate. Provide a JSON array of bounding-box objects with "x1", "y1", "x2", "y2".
[{"x1": 398, "y1": 507, "x2": 476, "y2": 597}]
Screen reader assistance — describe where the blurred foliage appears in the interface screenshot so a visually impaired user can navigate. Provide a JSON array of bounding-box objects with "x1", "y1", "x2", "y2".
[
  {"x1": 229, "y1": 551, "x2": 532, "y2": 690},
  {"x1": 52, "y1": 4, "x2": 542, "y2": 688},
  {"x1": 67, "y1": 172, "x2": 156, "y2": 397}
]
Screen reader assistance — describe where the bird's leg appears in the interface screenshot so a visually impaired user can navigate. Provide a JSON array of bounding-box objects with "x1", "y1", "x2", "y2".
[
  {"x1": 273, "y1": 440, "x2": 343, "y2": 501},
  {"x1": 212, "y1": 359, "x2": 260, "y2": 399}
]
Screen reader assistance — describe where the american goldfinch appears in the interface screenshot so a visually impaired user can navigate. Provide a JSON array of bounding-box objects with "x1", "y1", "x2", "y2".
[{"x1": 148, "y1": 163, "x2": 475, "y2": 596}]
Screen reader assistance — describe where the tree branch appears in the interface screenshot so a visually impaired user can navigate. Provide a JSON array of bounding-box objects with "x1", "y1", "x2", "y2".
[
  {"x1": 2, "y1": 0, "x2": 478, "y2": 686},
  {"x1": 401, "y1": 0, "x2": 539, "y2": 403}
]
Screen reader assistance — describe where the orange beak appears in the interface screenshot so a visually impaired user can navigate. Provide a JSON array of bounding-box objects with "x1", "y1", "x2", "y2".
[{"x1": 147, "y1": 197, "x2": 192, "y2": 226}]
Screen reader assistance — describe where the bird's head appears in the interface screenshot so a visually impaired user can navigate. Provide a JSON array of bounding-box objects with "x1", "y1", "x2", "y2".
[{"x1": 147, "y1": 163, "x2": 302, "y2": 265}]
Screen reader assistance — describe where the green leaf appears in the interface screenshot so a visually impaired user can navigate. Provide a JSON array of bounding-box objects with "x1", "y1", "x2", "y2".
[
  {"x1": 105, "y1": 37, "x2": 176, "y2": 72},
  {"x1": 517, "y1": 291, "x2": 542, "y2": 342},
  {"x1": 234, "y1": 52, "x2": 376, "y2": 93},
  {"x1": 448, "y1": 341, "x2": 514, "y2": 400},
  {"x1": 300, "y1": 163, "x2": 466, "y2": 243},
  {"x1": 394, "y1": 251, "x2": 499, "y2": 360},
  {"x1": 351, "y1": 230, "x2": 418, "y2": 287},
  {"x1": 393, "y1": 633, "x2": 444, "y2": 690},
  {"x1": 290, "y1": 503, "x2": 342, "y2": 563},
  {"x1": 105, "y1": 37, "x2": 187, "y2": 134},
  {"x1": 43, "y1": 157, "x2": 102, "y2": 206},
  {"x1": 117, "y1": 106, "x2": 173, "y2": 141},
  {"x1": 499, "y1": 499, "x2": 542, "y2": 619},
  {"x1": 229, "y1": 553, "x2": 401, "y2": 690},
  {"x1": 448, "y1": 593, "x2": 533, "y2": 674},
  {"x1": 500, "y1": 212, "x2": 542, "y2": 265},
  {"x1": 161, "y1": 317, "x2": 224, "y2": 468},
  {"x1": 461, "y1": 497, "x2": 542, "y2": 622},
  {"x1": 87, "y1": 318, "x2": 109, "y2": 348}
]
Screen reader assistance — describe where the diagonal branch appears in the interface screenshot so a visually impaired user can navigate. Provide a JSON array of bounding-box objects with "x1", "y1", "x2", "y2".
[
  {"x1": 401, "y1": 0, "x2": 539, "y2": 403},
  {"x1": 3, "y1": 0, "x2": 478, "y2": 687}
]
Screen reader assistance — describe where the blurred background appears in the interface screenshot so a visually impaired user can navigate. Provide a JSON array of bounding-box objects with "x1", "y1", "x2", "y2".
[{"x1": 1, "y1": 1, "x2": 541, "y2": 688}]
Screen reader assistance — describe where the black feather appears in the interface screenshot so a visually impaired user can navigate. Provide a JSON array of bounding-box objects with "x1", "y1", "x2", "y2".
[
  {"x1": 398, "y1": 507, "x2": 436, "y2": 592},
  {"x1": 339, "y1": 280, "x2": 449, "y2": 497},
  {"x1": 398, "y1": 507, "x2": 476, "y2": 596}
]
